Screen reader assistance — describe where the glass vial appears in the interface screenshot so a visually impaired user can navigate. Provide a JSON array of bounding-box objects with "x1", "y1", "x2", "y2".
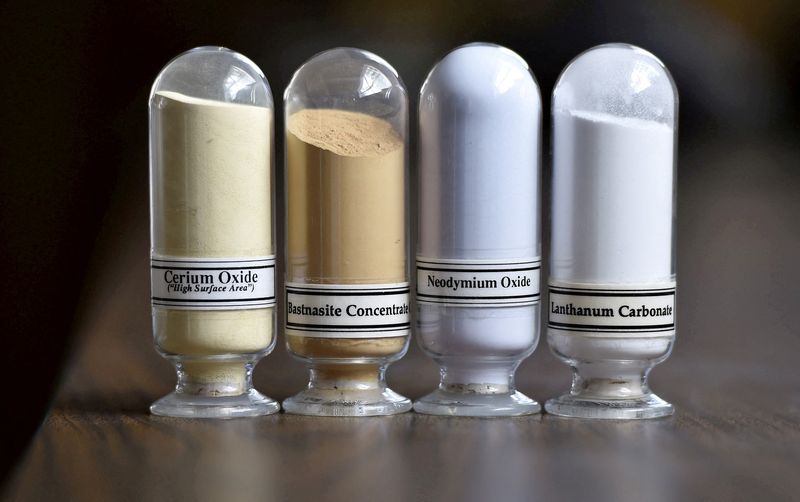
[
  {"x1": 149, "y1": 47, "x2": 279, "y2": 418},
  {"x1": 414, "y1": 44, "x2": 542, "y2": 416},
  {"x1": 283, "y1": 47, "x2": 411, "y2": 416},
  {"x1": 546, "y1": 44, "x2": 678, "y2": 419}
]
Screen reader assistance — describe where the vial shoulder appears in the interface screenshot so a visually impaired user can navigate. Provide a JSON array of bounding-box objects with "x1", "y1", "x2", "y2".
[
  {"x1": 284, "y1": 47, "x2": 407, "y2": 140},
  {"x1": 150, "y1": 46, "x2": 272, "y2": 109},
  {"x1": 420, "y1": 43, "x2": 541, "y2": 113},
  {"x1": 553, "y1": 43, "x2": 676, "y2": 127}
]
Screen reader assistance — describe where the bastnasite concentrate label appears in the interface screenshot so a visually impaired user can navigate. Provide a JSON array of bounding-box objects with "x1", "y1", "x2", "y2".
[
  {"x1": 548, "y1": 282, "x2": 676, "y2": 335},
  {"x1": 285, "y1": 282, "x2": 410, "y2": 338},
  {"x1": 151, "y1": 256, "x2": 276, "y2": 310},
  {"x1": 416, "y1": 258, "x2": 540, "y2": 307}
]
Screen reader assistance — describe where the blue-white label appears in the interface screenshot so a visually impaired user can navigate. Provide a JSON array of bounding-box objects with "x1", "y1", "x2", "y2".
[{"x1": 416, "y1": 257, "x2": 541, "y2": 307}]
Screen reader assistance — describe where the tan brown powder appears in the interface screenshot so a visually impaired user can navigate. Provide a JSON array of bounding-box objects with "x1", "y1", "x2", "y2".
[{"x1": 285, "y1": 108, "x2": 407, "y2": 363}]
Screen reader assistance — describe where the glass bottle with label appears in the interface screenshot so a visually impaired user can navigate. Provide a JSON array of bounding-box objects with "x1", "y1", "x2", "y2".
[
  {"x1": 283, "y1": 47, "x2": 411, "y2": 416},
  {"x1": 149, "y1": 47, "x2": 279, "y2": 418},
  {"x1": 414, "y1": 43, "x2": 542, "y2": 416},
  {"x1": 546, "y1": 44, "x2": 678, "y2": 419}
]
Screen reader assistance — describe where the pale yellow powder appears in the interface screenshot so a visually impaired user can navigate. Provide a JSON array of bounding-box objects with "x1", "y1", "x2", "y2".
[
  {"x1": 151, "y1": 91, "x2": 274, "y2": 392},
  {"x1": 153, "y1": 91, "x2": 272, "y2": 255}
]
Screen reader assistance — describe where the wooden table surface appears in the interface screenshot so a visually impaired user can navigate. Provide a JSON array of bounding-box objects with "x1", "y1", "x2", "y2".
[{"x1": 3, "y1": 141, "x2": 800, "y2": 502}]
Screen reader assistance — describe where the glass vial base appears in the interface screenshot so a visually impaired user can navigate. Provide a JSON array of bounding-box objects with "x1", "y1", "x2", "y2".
[
  {"x1": 151, "y1": 359, "x2": 279, "y2": 419},
  {"x1": 151, "y1": 389, "x2": 280, "y2": 418},
  {"x1": 414, "y1": 388, "x2": 540, "y2": 417},
  {"x1": 282, "y1": 364, "x2": 411, "y2": 416},
  {"x1": 413, "y1": 363, "x2": 540, "y2": 417},
  {"x1": 545, "y1": 392, "x2": 673, "y2": 419},
  {"x1": 547, "y1": 332, "x2": 674, "y2": 419}
]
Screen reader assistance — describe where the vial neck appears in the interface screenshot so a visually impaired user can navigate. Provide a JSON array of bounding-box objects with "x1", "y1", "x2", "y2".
[
  {"x1": 310, "y1": 364, "x2": 386, "y2": 390},
  {"x1": 439, "y1": 363, "x2": 516, "y2": 394},
  {"x1": 572, "y1": 361, "x2": 650, "y2": 399},
  {"x1": 177, "y1": 361, "x2": 251, "y2": 397}
]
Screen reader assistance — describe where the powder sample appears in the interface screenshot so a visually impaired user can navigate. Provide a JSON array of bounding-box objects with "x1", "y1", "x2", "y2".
[
  {"x1": 551, "y1": 109, "x2": 674, "y2": 284},
  {"x1": 545, "y1": 46, "x2": 677, "y2": 418},
  {"x1": 153, "y1": 91, "x2": 272, "y2": 256},
  {"x1": 151, "y1": 91, "x2": 274, "y2": 391},
  {"x1": 287, "y1": 108, "x2": 405, "y2": 282},
  {"x1": 416, "y1": 44, "x2": 541, "y2": 372},
  {"x1": 285, "y1": 108, "x2": 407, "y2": 361},
  {"x1": 548, "y1": 109, "x2": 674, "y2": 373},
  {"x1": 287, "y1": 108, "x2": 401, "y2": 158}
]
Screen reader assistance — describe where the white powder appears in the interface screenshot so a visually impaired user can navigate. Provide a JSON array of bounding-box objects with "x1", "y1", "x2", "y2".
[
  {"x1": 548, "y1": 108, "x2": 674, "y2": 396},
  {"x1": 417, "y1": 44, "x2": 540, "y2": 260},
  {"x1": 416, "y1": 44, "x2": 541, "y2": 387},
  {"x1": 151, "y1": 91, "x2": 273, "y2": 392},
  {"x1": 545, "y1": 47, "x2": 677, "y2": 413},
  {"x1": 551, "y1": 109, "x2": 674, "y2": 284}
]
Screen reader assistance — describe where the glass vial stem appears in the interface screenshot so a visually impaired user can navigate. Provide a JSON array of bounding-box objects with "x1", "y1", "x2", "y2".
[{"x1": 569, "y1": 361, "x2": 651, "y2": 400}]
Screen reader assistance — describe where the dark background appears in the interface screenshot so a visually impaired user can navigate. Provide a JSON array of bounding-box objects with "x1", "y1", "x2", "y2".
[{"x1": 1, "y1": 0, "x2": 798, "y2": 485}]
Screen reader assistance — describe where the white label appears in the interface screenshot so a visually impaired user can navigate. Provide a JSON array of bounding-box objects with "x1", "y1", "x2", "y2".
[
  {"x1": 285, "y1": 282, "x2": 410, "y2": 338},
  {"x1": 416, "y1": 257, "x2": 541, "y2": 307},
  {"x1": 151, "y1": 256, "x2": 276, "y2": 310},
  {"x1": 548, "y1": 281, "x2": 676, "y2": 336}
]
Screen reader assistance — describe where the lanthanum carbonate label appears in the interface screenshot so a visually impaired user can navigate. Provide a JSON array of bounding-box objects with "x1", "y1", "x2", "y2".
[
  {"x1": 416, "y1": 258, "x2": 541, "y2": 307},
  {"x1": 151, "y1": 256, "x2": 276, "y2": 310},
  {"x1": 285, "y1": 282, "x2": 410, "y2": 338},
  {"x1": 548, "y1": 281, "x2": 676, "y2": 336}
]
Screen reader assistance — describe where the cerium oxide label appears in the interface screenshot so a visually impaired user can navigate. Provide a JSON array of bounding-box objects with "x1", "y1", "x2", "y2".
[
  {"x1": 548, "y1": 282, "x2": 676, "y2": 335},
  {"x1": 416, "y1": 258, "x2": 541, "y2": 307},
  {"x1": 285, "y1": 282, "x2": 410, "y2": 338},
  {"x1": 151, "y1": 256, "x2": 276, "y2": 310}
]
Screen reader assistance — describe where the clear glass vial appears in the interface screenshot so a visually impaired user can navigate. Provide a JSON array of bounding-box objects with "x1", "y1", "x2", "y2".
[
  {"x1": 149, "y1": 47, "x2": 279, "y2": 418},
  {"x1": 414, "y1": 44, "x2": 543, "y2": 416},
  {"x1": 283, "y1": 48, "x2": 411, "y2": 416},
  {"x1": 546, "y1": 44, "x2": 678, "y2": 419}
]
